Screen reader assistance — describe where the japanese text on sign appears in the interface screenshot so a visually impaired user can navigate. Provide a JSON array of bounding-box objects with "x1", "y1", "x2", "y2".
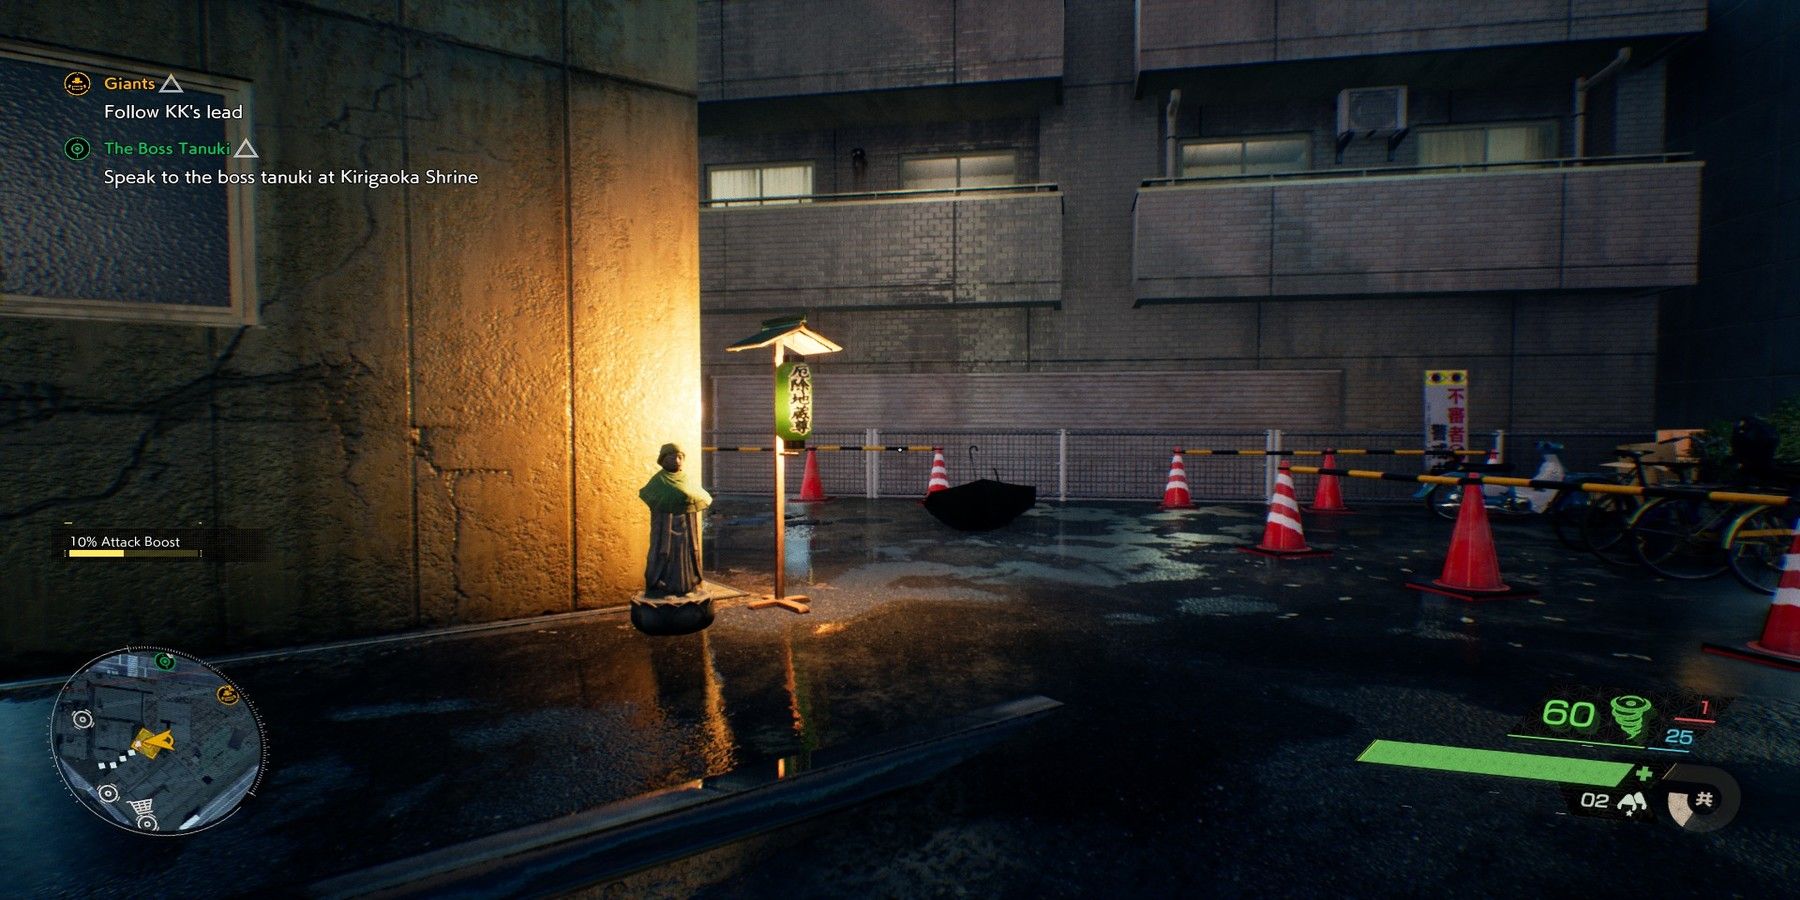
[
  {"x1": 776, "y1": 362, "x2": 813, "y2": 441},
  {"x1": 1424, "y1": 370, "x2": 1470, "y2": 464}
]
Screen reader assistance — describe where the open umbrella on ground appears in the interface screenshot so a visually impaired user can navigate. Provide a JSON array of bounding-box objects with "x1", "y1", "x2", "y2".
[{"x1": 923, "y1": 445, "x2": 1037, "y2": 532}]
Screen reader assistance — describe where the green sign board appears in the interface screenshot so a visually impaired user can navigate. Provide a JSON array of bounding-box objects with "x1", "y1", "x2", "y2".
[{"x1": 775, "y1": 361, "x2": 814, "y2": 441}]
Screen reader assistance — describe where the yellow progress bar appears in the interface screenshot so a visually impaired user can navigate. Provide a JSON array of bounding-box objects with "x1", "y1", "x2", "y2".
[{"x1": 67, "y1": 548, "x2": 203, "y2": 558}]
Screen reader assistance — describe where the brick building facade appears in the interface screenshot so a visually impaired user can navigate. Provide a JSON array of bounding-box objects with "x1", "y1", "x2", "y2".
[{"x1": 698, "y1": 1, "x2": 1709, "y2": 439}]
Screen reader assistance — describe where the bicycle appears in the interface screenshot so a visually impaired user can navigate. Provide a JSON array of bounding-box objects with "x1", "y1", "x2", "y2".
[
  {"x1": 1578, "y1": 443, "x2": 1699, "y2": 566},
  {"x1": 1625, "y1": 494, "x2": 1736, "y2": 580},
  {"x1": 1722, "y1": 503, "x2": 1797, "y2": 594},
  {"x1": 1626, "y1": 419, "x2": 1800, "y2": 584}
]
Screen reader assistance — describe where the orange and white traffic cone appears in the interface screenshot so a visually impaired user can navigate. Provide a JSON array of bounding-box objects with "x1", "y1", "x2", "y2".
[
  {"x1": 1160, "y1": 449, "x2": 1194, "y2": 509},
  {"x1": 1305, "y1": 450, "x2": 1351, "y2": 513},
  {"x1": 1482, "y1": 447, "x2": 1506, "y2": 497},
  {"x1": 923, "y1": 448, "x2": 950, "y2": 498},
  {"x1": 796, "y1": 447, "x2": 829, "y2": 502},
  {"x1": 1239, "y1": 466, "x2": 1331, "y2": 558},
  {"x1": 1704, "y1": 533, "x2": 1800, "y2": 671},
  {"x1": 1406, "y1": 475, "x2": 1538, "y2": 601}
]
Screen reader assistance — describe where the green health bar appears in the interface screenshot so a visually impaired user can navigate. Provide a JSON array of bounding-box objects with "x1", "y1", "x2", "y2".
[{"x1": 1358, "y1": 740, "x2": 1636, "y2": 787}]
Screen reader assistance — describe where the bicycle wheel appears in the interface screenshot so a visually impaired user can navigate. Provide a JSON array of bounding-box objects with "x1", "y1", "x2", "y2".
[
  {"x1": 1548, "y1": 489, "x2": 1590, "y2": 550},
  {"x1": 1725, "y1": 506, "x2": 1794, "y2": 595},
  {"x1": 1424, "y1": 484, "x2": 1461, "y2": 520},
  {"x1": 1581, "y1": 494, "x2": 1640, "y2": 565},
  {"x1": 1629, "y1": 497, "x2": 1731, "y2": 580}
]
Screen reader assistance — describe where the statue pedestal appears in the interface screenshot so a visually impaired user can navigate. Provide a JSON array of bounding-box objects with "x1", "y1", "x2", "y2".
[
  {"x1": 630, "y1": 591, "x2": 714, "y2": 636},
  {"x1": 747, "y1": 594, "x2": 811, "y2": 614}
]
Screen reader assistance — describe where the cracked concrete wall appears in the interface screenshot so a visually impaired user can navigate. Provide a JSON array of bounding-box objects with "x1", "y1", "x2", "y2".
[{"x1": 0, "y1": 1, "x2": 697, "y2": 675}]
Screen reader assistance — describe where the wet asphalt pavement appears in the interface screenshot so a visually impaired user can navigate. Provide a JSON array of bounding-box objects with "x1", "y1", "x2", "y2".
[{"x1": 3, "y1": 497, "x2": 1798, "y2": 898}]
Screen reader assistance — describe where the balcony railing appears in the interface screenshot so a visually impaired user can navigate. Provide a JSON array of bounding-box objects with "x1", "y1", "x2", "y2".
[
  {"x1": 1138, "y1": 153, "x2": 1695, "y2": 189},
  {"x1": 1137, "y1": 0, "x2": 1707, "y2": 74},
  {"x1": 702, "y1": 186, "x2": 1062, "y2": 310},
  {"x1": 701, "y1": 182, "x2": 1060, "y2": 209},
  {"x1": 1133, "y1": 157, "x2": 1701, "y2": 300},
  {"x1": 701, "y1": 0, "x2": 1064, "y2": 102}
]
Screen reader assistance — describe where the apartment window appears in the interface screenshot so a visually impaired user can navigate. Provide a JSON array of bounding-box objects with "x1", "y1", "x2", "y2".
[
  {"x1": 900, "y1": 152, "x2": 1018, "y2": 190},
  {"x1": 1178, "y1": 136, "x2": 1310, "y2": 178},
  {"x1": 0, "y1": 42, "x2": 257, "y2": 325},
  {"x1": 707, "y1": 163, "x2": 814, "y2": 206},
  {"x1": 1416, "y1": 122, "x2": 1558, "y2": 167}
]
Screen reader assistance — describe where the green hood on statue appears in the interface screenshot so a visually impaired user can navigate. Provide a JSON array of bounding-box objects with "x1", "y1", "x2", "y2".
[{"x1": 640, "y1": 468, "x2": 712, "y2": 514}]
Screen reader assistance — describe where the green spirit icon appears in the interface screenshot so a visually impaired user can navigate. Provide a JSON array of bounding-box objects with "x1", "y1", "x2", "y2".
[
  {"x1": 1611, "y1": 694, "x2": 1653, "y2": 741},
  {"x1": 153, "y1": 652, "x2": 176, "y2": 671}
]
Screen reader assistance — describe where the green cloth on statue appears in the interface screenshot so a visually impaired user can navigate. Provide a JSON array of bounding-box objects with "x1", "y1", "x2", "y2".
[{"x1": 639, "y1": 468, "x2": 712, "y2": 514}]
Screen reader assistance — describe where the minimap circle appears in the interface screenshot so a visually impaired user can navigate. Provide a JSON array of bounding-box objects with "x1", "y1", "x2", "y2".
[{"x1": 50, "y1": 647, "x2": 264, "y2": 835}]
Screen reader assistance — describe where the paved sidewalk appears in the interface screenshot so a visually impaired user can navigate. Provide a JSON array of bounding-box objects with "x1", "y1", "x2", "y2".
[{"x1": 4, "y1": 498, "x2": 1797, "y2": 897}]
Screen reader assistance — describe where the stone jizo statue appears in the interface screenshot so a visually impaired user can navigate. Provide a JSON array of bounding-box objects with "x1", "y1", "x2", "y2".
[{"x1": 638, "y1": 443, "x2": 712, "y2": 597}]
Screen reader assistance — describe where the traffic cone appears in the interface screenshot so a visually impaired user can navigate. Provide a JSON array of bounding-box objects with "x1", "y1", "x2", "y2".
[
  {"x1": 1406, "y1": 475, "x2": 1539, "y2": 601},
  {"x1": 1703, "y1": 533, "x2": 1800, "y2": 671},
  {"x1": 923, "y1": 448, "x2": 950, "y2": 498},
  {"x1": 1482, "y1": 447, "x2": 1506, "y2": 497},
  {"x1": 796, "y1": 448, "x2": 829, "y2": 502},
  {"x1": 1239, "y1": 466, "x2": 1331, "y2": 558},
  {"x1": 1305, "y1": 450, "x2": 1351, "y2": 513},
  {"x1": 1160, "y1": 449, "x2": 1194, "y2": 509}
]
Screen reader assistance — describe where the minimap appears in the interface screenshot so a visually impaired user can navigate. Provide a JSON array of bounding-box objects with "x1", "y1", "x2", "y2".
[{"x1": 51, "y1": 647, "x2": 264, "y2": 834}]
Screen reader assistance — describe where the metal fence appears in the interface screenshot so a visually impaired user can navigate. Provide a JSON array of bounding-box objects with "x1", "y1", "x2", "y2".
[{"x1": 704, "y1": 429, "x2": 1650, "y2": 503}]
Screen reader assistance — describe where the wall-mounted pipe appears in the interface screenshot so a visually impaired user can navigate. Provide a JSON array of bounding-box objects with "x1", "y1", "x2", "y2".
[
  {"x1": 1574, "y1": 48, "x2": 1631, "y2": 159},
  {"x1": 1164, "y1": 89, "x2": 1182, "y2": 178}
]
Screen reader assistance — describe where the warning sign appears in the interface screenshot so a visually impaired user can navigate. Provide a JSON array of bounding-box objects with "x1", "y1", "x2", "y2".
[{"x1": 1424, "y1": 370, "x2": 1469, "y2": 462}]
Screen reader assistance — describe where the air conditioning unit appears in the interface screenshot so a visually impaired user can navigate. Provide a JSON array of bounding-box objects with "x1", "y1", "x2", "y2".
[{"x1": 1337, "y1": 86, "x2": 1408, "y2": 137}]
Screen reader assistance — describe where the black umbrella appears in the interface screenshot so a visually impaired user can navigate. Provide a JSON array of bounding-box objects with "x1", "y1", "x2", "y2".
[{"x1": 923, "y1": 445, "x2": 1037, "y2": 531}]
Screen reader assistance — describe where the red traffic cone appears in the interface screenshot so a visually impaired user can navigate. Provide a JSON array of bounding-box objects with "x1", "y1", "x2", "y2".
[
  {"x1": 1703, "y1": 533, "x2": 1800, "y2": 670},
  {"x1": 924, "y1": 448, "x2": 950, "y2": 498},
  {"x1": 796, "y1": 448, "x2": 829, "y2": 502},
  {"x1": 1406, "y1": 475, "x2": 1538, "y2": 601},
  {"x1": 1160, "y1": 449, "x2": 1194, "y2": 509},
  {"x1": 1305, "y1": 451, "x2": 1351, "y2": 513},
  {"x1": 1482, "y1": 447, "x2": 1505, "y2": 497},
  {"x1": 1239, "y1": 466, "x2": 1331, "y2": 558}
]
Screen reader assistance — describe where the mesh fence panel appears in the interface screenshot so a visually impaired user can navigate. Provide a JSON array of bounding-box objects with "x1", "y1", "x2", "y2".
[
  {"x1": 701, "y1": 429, "x2": 1654, "y2": 502},
  {"x1": 1068, "y1": 431, "x2": 1268, "y2": 501},
  {"x1": 876, "y1": 431, "x2": 1061, "y2": 499},
  {"x1": 1284, "y1": 431, "x2": 1435, "y2": 504}
]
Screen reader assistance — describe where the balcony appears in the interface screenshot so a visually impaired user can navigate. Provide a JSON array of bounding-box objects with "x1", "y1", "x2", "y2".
[
  {"x1": 1133, "y1": 157, "x2": 1701, "y2": 301},
  {"x1": 699, "y1": 0, "x2": 1063, "y2": 102},
  {"x1": 701, "y1": 186, "x2": 1062, "y2": 311},
  {"x1": 1136, "y1": 0, "x2": 1706, "y2": 74}
]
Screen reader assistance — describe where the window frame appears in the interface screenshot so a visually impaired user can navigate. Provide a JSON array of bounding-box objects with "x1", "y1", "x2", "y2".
[
  {"x1": 898, "y1": 150, "x2": 1020, "y2": 191},
  {"x1": 705, "y1": 161, "x2": 816, "y2": 206},
  {"x1": 1413, "y1": 119, "x2": 1562, "y2": 167},
  {"x1": 1176, "y1": 133, "x2": 1312, "y2": 178},
  {"x1": 0, "y1": 41, "x2": 258, "y2": 327}
]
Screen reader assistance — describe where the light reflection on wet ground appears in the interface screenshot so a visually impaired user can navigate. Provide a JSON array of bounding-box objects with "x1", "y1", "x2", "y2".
[{"x1": 2, "y1": 498, "x2": 1797, "y2": 897}]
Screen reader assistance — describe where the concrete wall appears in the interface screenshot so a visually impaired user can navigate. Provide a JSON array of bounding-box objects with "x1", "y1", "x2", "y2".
[
  {"x1": 1657, "y1": 0, "x2": 1800, "y2": 423},
  {"x1": 713, "y1": 370, "x2": 1343, "y2": 432},
  {"x1": 697, "y1": 1, "x2": 1682, "y2": 444},
  {"x1": 1137, "y1": 0, "x2": 1706, "y2": 72},
  {"x1": 0, "y1": 1, "x2": 698, "y2": 675},
  {"x1": 1135, "y1": 163, "x2": 1702, "y2": 299},
  {"x1": 699, "y1": 0, "x2": 1063, "y2": 101}
]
